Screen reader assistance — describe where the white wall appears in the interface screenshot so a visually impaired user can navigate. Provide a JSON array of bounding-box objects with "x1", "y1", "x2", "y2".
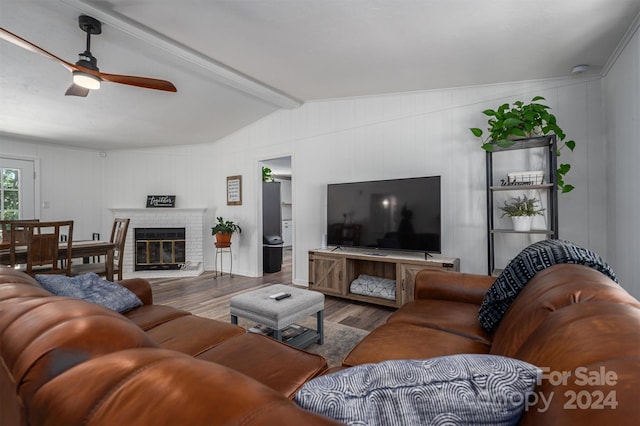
[
  {"x1": 100, "y1": 144, "x2": 253, "y2": 276},
  {"x1": 2, "y1": 75, "x2": 616, "y2": 294},
  {"x1": 212, "y1": 78, "x2": 608, "y2": 285},
  {"x1": 0, "y1": 138, "x2": 104, "y2": 240},
  {"x1": 603, "y1": 25, "x2": 640, "y2": 299}
]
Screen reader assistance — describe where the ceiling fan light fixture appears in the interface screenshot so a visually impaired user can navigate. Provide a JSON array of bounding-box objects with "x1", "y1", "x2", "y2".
[{"x1": 72, "y1": 70, "x2": 101, "y2": 90}]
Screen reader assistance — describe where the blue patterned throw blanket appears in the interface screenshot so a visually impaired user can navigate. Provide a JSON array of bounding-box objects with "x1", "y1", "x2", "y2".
[{"x1": 478, "y1": 239, "x2": 617, "y2": 334}]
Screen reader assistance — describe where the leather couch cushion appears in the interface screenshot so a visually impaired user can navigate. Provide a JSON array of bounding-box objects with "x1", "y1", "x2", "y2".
[
  {"x1": 296, "y1": 355, "x2": 540, "y2": 426},
  {"x1": 198, "y1": 333, "x2": 327, "y2": 398},
  {"x1": 122, "y1": 304, "x2": 191, "y2": 330},
  {"x1": 0, "y1": 282, "x2": 52, "y2": 304},
  {"x1": 0, "y1": 297, "x2": 156, "y2": 409},
  {"x1": 387, "y1": 299, "x2": 491, "y2": 344},
  {"x1": 0, "y1": 267, "x2": 41, "y2": 286},
  {"x1": 343, "y1": 322, "x2": 490, "y2": 367},
  {"x1": 513, "y1": 303, "x2": 640, "y2": 425},
  {"x1": 0, "y1": 266, "x2": 52, "y2": 305},
  {"x1": 491, "y1": 264, "x2": 640, "y2": 358},
  {"x1": 30, "y1": 349, "x2": 342, "y2": 426},
  {"x1": 479, "y1": 240, "x2": 617, "y2": 333},
  {"x1": 413, "y1": 269, "x2": 495, "y2": 304},
  {"x1": 145, "y1": 314, "x2": 245, "y2": 356}
]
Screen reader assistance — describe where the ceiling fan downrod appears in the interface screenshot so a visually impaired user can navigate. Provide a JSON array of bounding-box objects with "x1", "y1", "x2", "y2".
[{"x1": 76, "y1": 15, "x2": 101, "y2": 71}]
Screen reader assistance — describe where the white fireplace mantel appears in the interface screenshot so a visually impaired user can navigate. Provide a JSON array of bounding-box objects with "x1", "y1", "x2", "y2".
[{"x1": 110, "y1": 208, "x2": 207, "y2": 279}]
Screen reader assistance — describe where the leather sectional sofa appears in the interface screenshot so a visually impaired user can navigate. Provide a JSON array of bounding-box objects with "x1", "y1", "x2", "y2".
[
  {"x1": 343, "y1": 264, "x2": 640, "y2": 425},
  {"x1": 2, "y1": 258, "x2": 639, "y2": 425},
  {"x1": 0, "y1": 266, "x2": 341, "y2": 426}
]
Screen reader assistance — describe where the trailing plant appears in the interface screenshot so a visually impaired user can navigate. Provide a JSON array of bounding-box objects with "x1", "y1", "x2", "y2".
[
  {"x1": 211, "y1": 217, "x2": 242, "y2": 235},
  {"x1": 262, "y1": 167, "x2": 274, "y2": 182},
  {"x1": 499, "y1": 195, "x2": 545, "y2": 217},
  {"x1": 469, "y1": 96, "x2": 576, "y2": 193}
]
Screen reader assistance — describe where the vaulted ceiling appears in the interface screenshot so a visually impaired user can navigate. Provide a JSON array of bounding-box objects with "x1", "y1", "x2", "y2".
[{"x1": 1, "y1": 0, "x2": 639, "y2": 150}]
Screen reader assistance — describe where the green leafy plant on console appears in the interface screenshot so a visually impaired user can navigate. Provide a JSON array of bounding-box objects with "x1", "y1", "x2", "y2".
[{"x1": 469, "y1": 96, "x2": 576, "y2": 193}]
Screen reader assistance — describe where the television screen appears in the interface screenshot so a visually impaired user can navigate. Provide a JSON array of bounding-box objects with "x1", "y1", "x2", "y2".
[{"x1": 327, "y1": 176, "x2": 441, "y2": 253}]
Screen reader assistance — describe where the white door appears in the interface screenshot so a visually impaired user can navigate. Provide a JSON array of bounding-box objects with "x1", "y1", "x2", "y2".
[{"x1": 0, "y1": 158, "x2": 36, "y2": 219}]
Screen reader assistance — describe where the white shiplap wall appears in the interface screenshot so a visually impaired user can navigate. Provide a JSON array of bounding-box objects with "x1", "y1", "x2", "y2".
[
  {"x1": 603, "y1": 26, "x2": 640, "y2": 299},
  {"x1": 0, "y1": 139, "x2": 104, "y2": 240},
  {"x1": 109, "y1": 76, "x2": 604, "y2": 286},
  {"x1": 3, "y1": 75, "x2": 618, "y2": 294},
  {"x1": 253, "y1": 78, "x2": 605, "y2": 285}
]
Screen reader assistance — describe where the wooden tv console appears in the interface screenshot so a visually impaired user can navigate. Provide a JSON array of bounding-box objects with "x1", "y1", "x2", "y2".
[{"x1": 308, "y1": 248, "x2": 460, "y2": 308}]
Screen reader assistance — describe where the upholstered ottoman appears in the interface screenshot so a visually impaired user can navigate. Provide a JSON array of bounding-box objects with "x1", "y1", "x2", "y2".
[{"x1": 230, "y1": 284, "x2": 324, "y2": 348}]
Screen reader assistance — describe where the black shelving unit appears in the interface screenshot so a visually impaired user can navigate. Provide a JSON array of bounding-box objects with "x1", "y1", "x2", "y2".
[{"x1": 486, "y1": 135, "x2": 558, "y2": 275}]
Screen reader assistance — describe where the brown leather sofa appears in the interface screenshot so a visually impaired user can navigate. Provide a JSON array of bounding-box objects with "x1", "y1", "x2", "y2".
[
  {"x1": 4, "y1": 263, "x2": 639, "y2": 425},
  {"x1": 0, "y1": 267, "x2": 342, "y2": 426},
  {"x1": 344, "y1": 264, "x2": 640, "y2": 424}
]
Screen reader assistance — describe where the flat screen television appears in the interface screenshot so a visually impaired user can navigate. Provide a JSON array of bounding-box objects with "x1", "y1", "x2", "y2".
[{"x1": 327, "y1": 176, "x2": 441, "y2": 253}]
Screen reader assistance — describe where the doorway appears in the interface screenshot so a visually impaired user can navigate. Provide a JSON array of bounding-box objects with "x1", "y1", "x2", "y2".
[
  {"x1": 0, "y1": 157, "x2": 36, "y2": 219},
  {"x1": 260, "y1": 156, "x2": 293, "y2": 281}
]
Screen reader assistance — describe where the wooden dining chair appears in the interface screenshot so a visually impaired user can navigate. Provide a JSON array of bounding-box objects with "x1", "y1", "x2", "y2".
[
  {"x1": 72, "y1": 218, "x2": 130, "y2": 281},
  {"x1": 1, "y1": 219, "x2": 39, "y2": 242},
  {"x1": 23, "y1": 220, "x2": 74, "y2": 276},
  {"x1": 1, "y1": 219, "x2": 40, "y2": 268}
]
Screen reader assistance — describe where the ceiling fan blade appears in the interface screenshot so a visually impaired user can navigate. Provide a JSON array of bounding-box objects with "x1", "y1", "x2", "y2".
[
  {"x1": 0, "y1": 26, "x2": 75, "y2": 72},
  {"x1": 65, "y1": 83, "x2": 90, "y2": 97},
  {"x1": 2, "y1": 23, "x2": 176, "y2": 95},
  {"x1": 98, "y1": 72, "x2": 177, "y2": 92}
]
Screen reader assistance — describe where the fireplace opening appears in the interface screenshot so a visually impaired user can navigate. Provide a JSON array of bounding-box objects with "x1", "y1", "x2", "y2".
[{"x1": 135, "y1": 227, "x2": 186, "y2": 271}]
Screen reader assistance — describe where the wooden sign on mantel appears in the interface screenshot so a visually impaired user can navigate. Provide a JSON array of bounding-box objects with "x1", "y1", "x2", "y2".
[{"x1": 146, "y1": 195, "x2": 176, "y2": 208}]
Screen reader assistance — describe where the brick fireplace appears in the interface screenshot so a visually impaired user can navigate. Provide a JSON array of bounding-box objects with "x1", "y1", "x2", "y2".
[{"x1": 110, "y1": 208, "x2": 206, "y2": 278}]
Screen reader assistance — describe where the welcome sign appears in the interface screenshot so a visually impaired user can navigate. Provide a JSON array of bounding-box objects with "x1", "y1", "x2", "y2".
[{"x1": 146, "y1": 195, "x2": 176, "y2": 208}]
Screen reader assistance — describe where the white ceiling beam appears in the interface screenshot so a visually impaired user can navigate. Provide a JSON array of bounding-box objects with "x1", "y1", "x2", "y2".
[{"x1": 60, "y1": 0, "x2": 302, "y2": 108}]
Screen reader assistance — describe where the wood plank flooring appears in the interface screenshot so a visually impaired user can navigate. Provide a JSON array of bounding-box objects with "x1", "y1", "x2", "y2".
[{"x1": 149, "y1": 248, "x2": 395, "y2": 331}]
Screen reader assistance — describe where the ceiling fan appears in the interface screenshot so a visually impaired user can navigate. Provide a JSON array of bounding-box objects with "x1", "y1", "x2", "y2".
[{"x1": 0, "y1": 15, "x2": 177, "y2": 97}]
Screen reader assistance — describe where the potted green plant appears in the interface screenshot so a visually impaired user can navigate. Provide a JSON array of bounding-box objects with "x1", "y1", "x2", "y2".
[
  {"x1": 499, "y1": 194, "x2": 545, "y2": 232},
  {"x1": 211, "y1": 216, "x2": 242, "y2": 246},
  {"x1": 469, "y1": 96, "x2": 576, "y2": 193},
  {"x1": 262, "y1": 167, "x2": 274, "y2": 182}
]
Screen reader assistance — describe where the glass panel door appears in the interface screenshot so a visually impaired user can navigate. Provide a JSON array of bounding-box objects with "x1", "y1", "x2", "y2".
[{"x1": 0, "y1": 158, "x2": 35, "y2": 219}]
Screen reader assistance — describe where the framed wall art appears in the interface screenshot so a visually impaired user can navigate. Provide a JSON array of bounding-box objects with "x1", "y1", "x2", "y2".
[{"x1": 227, "y1": 175, "x2": 242, "y2": 205}]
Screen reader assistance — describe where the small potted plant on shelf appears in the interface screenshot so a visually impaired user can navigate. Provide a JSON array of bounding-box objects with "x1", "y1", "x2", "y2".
[
  {"x1": 211, "y1": 216, "x2": 242, "y2": 247},
  {"x1": 499, "y1": 194, "x2": 545, "y2": 232},
  {"x1": 469, "y1": 96, "x2": 576, "y2": 193}
]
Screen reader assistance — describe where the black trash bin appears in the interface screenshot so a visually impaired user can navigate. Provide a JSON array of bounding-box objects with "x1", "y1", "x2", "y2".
[{"x1": 263, "y1": 235, "x2": 284, "y2": 273}]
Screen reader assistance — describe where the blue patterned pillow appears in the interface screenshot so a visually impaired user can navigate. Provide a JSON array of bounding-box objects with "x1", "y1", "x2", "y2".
[
  {"x1": 35, "y1": 273, "x2": 142, "y2": 313},
  {"x1": 478, "y1": 239, "x2": 617, "y2": 333},
  {"x1": 295, "y1": 354, "x2": 540, "y2": 426}
]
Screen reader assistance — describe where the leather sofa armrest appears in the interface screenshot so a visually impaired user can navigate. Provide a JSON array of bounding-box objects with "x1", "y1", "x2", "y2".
[
  {"x1": 414, "y1": 269, "x2": 495, "y2": 305},
  {"x1": 117, "y1": 278, "x2": 153, "y2": 305}
]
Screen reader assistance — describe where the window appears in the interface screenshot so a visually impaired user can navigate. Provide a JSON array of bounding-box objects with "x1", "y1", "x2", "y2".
[{"x1": 1, "y1": 167, "x2": 20, "y2": 220}]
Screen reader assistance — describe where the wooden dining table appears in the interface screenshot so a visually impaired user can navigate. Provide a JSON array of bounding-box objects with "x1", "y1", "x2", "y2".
[{"x1": 0, "y1": 240, "x2": 116, "y2": 281}]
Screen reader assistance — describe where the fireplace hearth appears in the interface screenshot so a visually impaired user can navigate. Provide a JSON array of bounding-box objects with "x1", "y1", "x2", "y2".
[{"x1": 135, "y1": 227, "x2": 186, "y2": 271}]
